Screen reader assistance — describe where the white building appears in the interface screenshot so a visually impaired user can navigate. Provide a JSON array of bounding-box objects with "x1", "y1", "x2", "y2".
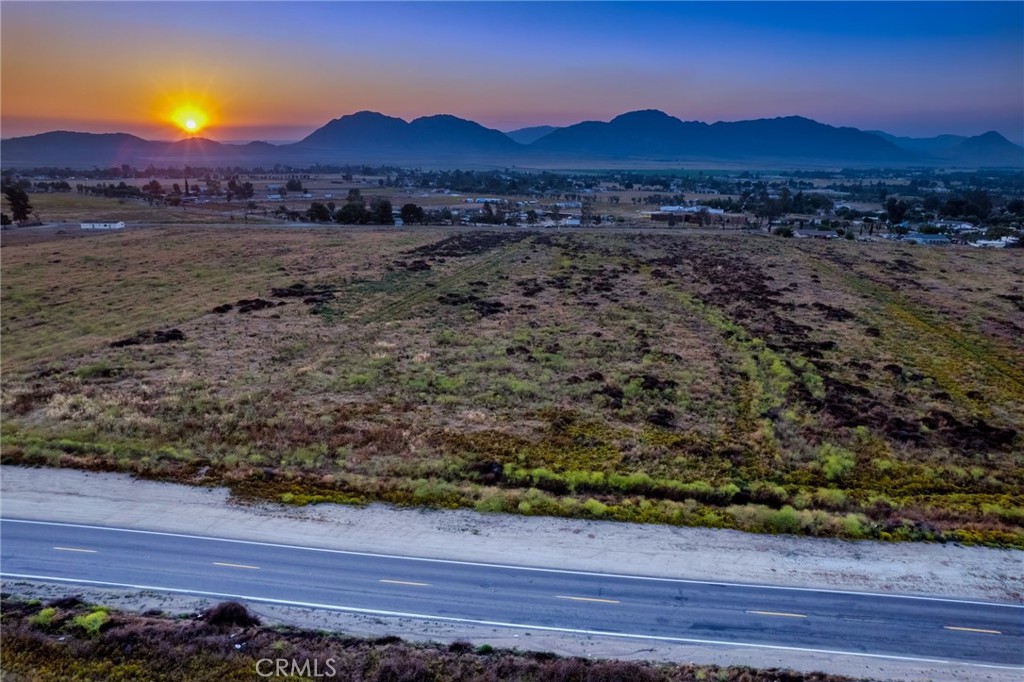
[
  {"x1": 972, "y1": 236, "x2": 1019, "y2": 249},
  {"x1": 659, "y1": 205, "x2": 725, "y2": 215},
  {"x1": 80, "y1": 221, "x2": 125, "y2": 230}
]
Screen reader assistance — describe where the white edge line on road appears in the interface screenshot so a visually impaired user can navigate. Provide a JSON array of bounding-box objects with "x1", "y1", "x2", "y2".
[
  {"x1": 213, "y1": 562, "x2": 260, "y2": 570},
  {"x1": 379, "y1": 579, "x2": 430, "y2": 587},
  {"x1": 2, "y1": 518, "x2": 1021, "y2": 609},
  {"x1": 2, "y1": 572, "x2": 1022, "y2": 671}
]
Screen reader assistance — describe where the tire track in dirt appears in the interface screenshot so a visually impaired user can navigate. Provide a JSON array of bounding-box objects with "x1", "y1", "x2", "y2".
[{"x1": 357, "y1": 235, "x2": 536, "y2": 324}]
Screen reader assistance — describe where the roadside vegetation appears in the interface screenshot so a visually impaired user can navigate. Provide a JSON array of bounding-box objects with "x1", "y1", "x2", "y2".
[
  {"x1": 0, "y1": 597, "x2": 861, "y2": 682},
  {"x1": 2, "y1": 226, "x2": 1022, "y2": 547}
]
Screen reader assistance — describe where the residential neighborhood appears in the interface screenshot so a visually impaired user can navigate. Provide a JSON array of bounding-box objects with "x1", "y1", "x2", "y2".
[{"x1": 4, "y1": 165, "x2": 1020, "y2": 250}]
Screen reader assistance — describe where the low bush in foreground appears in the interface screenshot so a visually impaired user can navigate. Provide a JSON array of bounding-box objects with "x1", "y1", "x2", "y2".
[{"x1": 0, "y1": 597, "x2": 861, "y2": 682}]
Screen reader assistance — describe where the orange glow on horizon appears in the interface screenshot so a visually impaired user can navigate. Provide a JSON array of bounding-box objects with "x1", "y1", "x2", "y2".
[{"x1": 171, "y1": 104, "x2": 209, "y2": 135}]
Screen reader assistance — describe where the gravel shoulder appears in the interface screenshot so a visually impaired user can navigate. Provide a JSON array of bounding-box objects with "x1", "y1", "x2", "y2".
[{"x1": 3, "y1": 465, "x2": 1023, "y2": 682}]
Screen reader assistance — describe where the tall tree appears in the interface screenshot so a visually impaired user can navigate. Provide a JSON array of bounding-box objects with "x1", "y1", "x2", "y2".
[
  {"x1": 336, "y1": 202, "x2": 368, "y2": 224},
  {"x1": 370, "y1": 197, "x2": 394, "y2": 225},
  {"x1": 400, "y1": 203, "x2": 425, "y2": 225},
  {"x1": 307, "y1": 202, "x2": 331, "y2": 223},
  {"x1": 2, "y1": 185, "x2": 33, "y2": 224},
  {"x1": 885, "y1": 197, "x2": 909, "y2": 228}
]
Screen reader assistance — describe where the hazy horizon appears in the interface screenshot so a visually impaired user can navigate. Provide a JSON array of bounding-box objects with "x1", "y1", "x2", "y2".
[{"x1": 2, "y1": 2, "x2": 1022, "y2": 144}]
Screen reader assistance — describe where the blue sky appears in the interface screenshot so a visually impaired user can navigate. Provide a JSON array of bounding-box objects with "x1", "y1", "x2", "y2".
[{"x1": 2, "y1": 1, "x2": 1021, "y2": 142}]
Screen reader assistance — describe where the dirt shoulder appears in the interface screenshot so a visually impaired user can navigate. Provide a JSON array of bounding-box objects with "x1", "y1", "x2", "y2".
[{"x1": 2, "y1": 465, "x2": 1021, "y2": 604}]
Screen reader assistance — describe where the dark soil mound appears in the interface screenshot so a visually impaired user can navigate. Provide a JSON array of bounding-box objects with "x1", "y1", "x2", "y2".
[
  {"x1": 236, "y1": 298, "x2": 277, "y2": 313},
  {"x1": 110, "y1": 329, "x2": 185, "y2": 347},
  {"x1": 204, "y1": 601, "x2": 260, "y2": 628}
]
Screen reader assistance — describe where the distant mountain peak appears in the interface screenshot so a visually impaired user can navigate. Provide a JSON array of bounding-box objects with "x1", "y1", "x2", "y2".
[
  {"x1": 975, "y1": 130, "x2": 1010, "y2": 142},
  {"x1": 611, "y1": 109, "x2": 677, "y2": 123},
  {"x1": 294, "y1": 109, "x2": 519, "y2": 155},
  {"x1": 413, "y1": 113, "x2": 462, "y2": 122},
  {"x1": 346, "y1": 110, "x2": 405, "y2": 121},
  {"x1": 411, "y1": 113, "x2": 491, "y2": 129}
]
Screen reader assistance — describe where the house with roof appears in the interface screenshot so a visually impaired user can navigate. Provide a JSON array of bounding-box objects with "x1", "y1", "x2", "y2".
[{"x1": 903, "y1": 232, "x2": 950, "y2": 245}]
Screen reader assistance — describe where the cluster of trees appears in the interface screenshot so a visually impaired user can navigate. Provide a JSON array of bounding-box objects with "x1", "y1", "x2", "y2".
[
  {"x1": 225, "y1": 177, "x2": 256, "y2": 202},
  {"x1": 740, "y1": 187, "x2": 835, "y2": 223},
  {"x1": 77, "y1": 182, "x2": 147, "y2": 199},
  {"x1": 404, "y1": 169, "x2": 582, "y2": 196},
  {"x1": 932, "y1": 191, "x2": 993, "y2": 222},
  {"x1": 292, "y1": 197, "x2": 540, "y2": 227},
  {"x1": 474, "y1": 201, "x2": 516, "y2": 226},
  {"x1": 880, "y1": 189, "x2": 1014, "y2": 228},
  {"x1": 1, "y1": 177, "x2": 73, "y2": 193},
  {"x1": 2, "y1": 163, "x2": 324, "y2": 181},
  {"x1": 31, "y1": 180, "x2": 72, "y2": 192},
  {"x1": 298, "y1": 189, "x2": 394, "y2": 225},
  {"x1": 75, "y1": 176, "x2": 257, "y2": 205}
]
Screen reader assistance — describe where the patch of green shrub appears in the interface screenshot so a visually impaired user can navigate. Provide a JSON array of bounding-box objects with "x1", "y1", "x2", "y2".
[
  {"x1": 768, "y1": 505, "x2": 801, "y2": 533},
  {"x1": 433, "y1": 329, "x2": 458, "y2": 345},
  {"x1": 73, "y1": 608, "x2": 109, "y2": 636},
  {"x1": 814, "y1": 487, "x2": 849, "y2": 511},
  {"x1": 501, "y1": 377, "x2": 540, "y2": 398},
  {"x1": 819, "y1": 443, "x2": 856, "y2": 481},
  {"x1": 29, "y1": 607, "x2": 57, "y2": 628},
  {"x1": 474, "y1": 494, "x2": 507, "y2": 513},
  {"x1": 75, "y1": 361, "x2": 119, "y2": 381},
  {"x1": 842, "y1": 513, "x2": 870, "y2": 538},
  {"x1": 583, "y1": 498, "x2": 608, "y2": 517}
]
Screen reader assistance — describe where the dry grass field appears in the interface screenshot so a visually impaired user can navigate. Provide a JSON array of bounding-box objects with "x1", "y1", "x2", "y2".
[
  {"x1": 24, "y1": 192, "x2": 260, "y2": 225},
  {"x1": 2, "y1": 225, "x2": 1022, "y2": 546}
]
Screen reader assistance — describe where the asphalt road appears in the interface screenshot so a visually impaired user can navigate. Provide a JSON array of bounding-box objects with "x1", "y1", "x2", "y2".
[{"x1": 1, "y1": 518, "x2": 1020, "y2": 669}]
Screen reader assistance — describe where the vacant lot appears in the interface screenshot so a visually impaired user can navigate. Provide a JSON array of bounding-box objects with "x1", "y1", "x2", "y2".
[
  {"x1": 21, "y1": 192, "x2": 265, "y2": 226},
  {"x1": 2, "y1": 226, "x2": 1022, "y2": 546}
]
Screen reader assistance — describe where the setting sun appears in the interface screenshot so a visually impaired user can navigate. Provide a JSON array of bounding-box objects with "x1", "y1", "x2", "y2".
[{"x1": 171, "y1": 105, "x2": 208, "y2": 134}]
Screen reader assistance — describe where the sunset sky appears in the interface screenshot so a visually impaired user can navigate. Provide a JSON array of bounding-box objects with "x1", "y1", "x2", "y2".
[{"x1": 2, "y1": 1, "x2": 1022, "y2": 143}]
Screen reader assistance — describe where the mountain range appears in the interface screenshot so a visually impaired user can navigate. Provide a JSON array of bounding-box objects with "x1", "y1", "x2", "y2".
[{"x1": 3, "y1": 110, "x2": 1021, "y2": 169}]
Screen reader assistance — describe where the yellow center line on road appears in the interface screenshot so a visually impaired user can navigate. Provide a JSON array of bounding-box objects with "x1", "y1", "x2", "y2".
[
  {"x1": 746, "y1": 610, "x2": 808, "y2": 619},
  {"x1": 944, "y1": 625, "x2": 1002, "y2": 635},
  {"x1": 378, "y1": 579, "x2": 431, "y2": 587},
  {"x1": 556, "y1": 595, "x2": 621, "y2": 604},
  {"x1": 213, "y1": 562, "x2": 260, "y2": 570},
  {"x1": 53, "y1": 546, "x2": 97, "y2": 553}
]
